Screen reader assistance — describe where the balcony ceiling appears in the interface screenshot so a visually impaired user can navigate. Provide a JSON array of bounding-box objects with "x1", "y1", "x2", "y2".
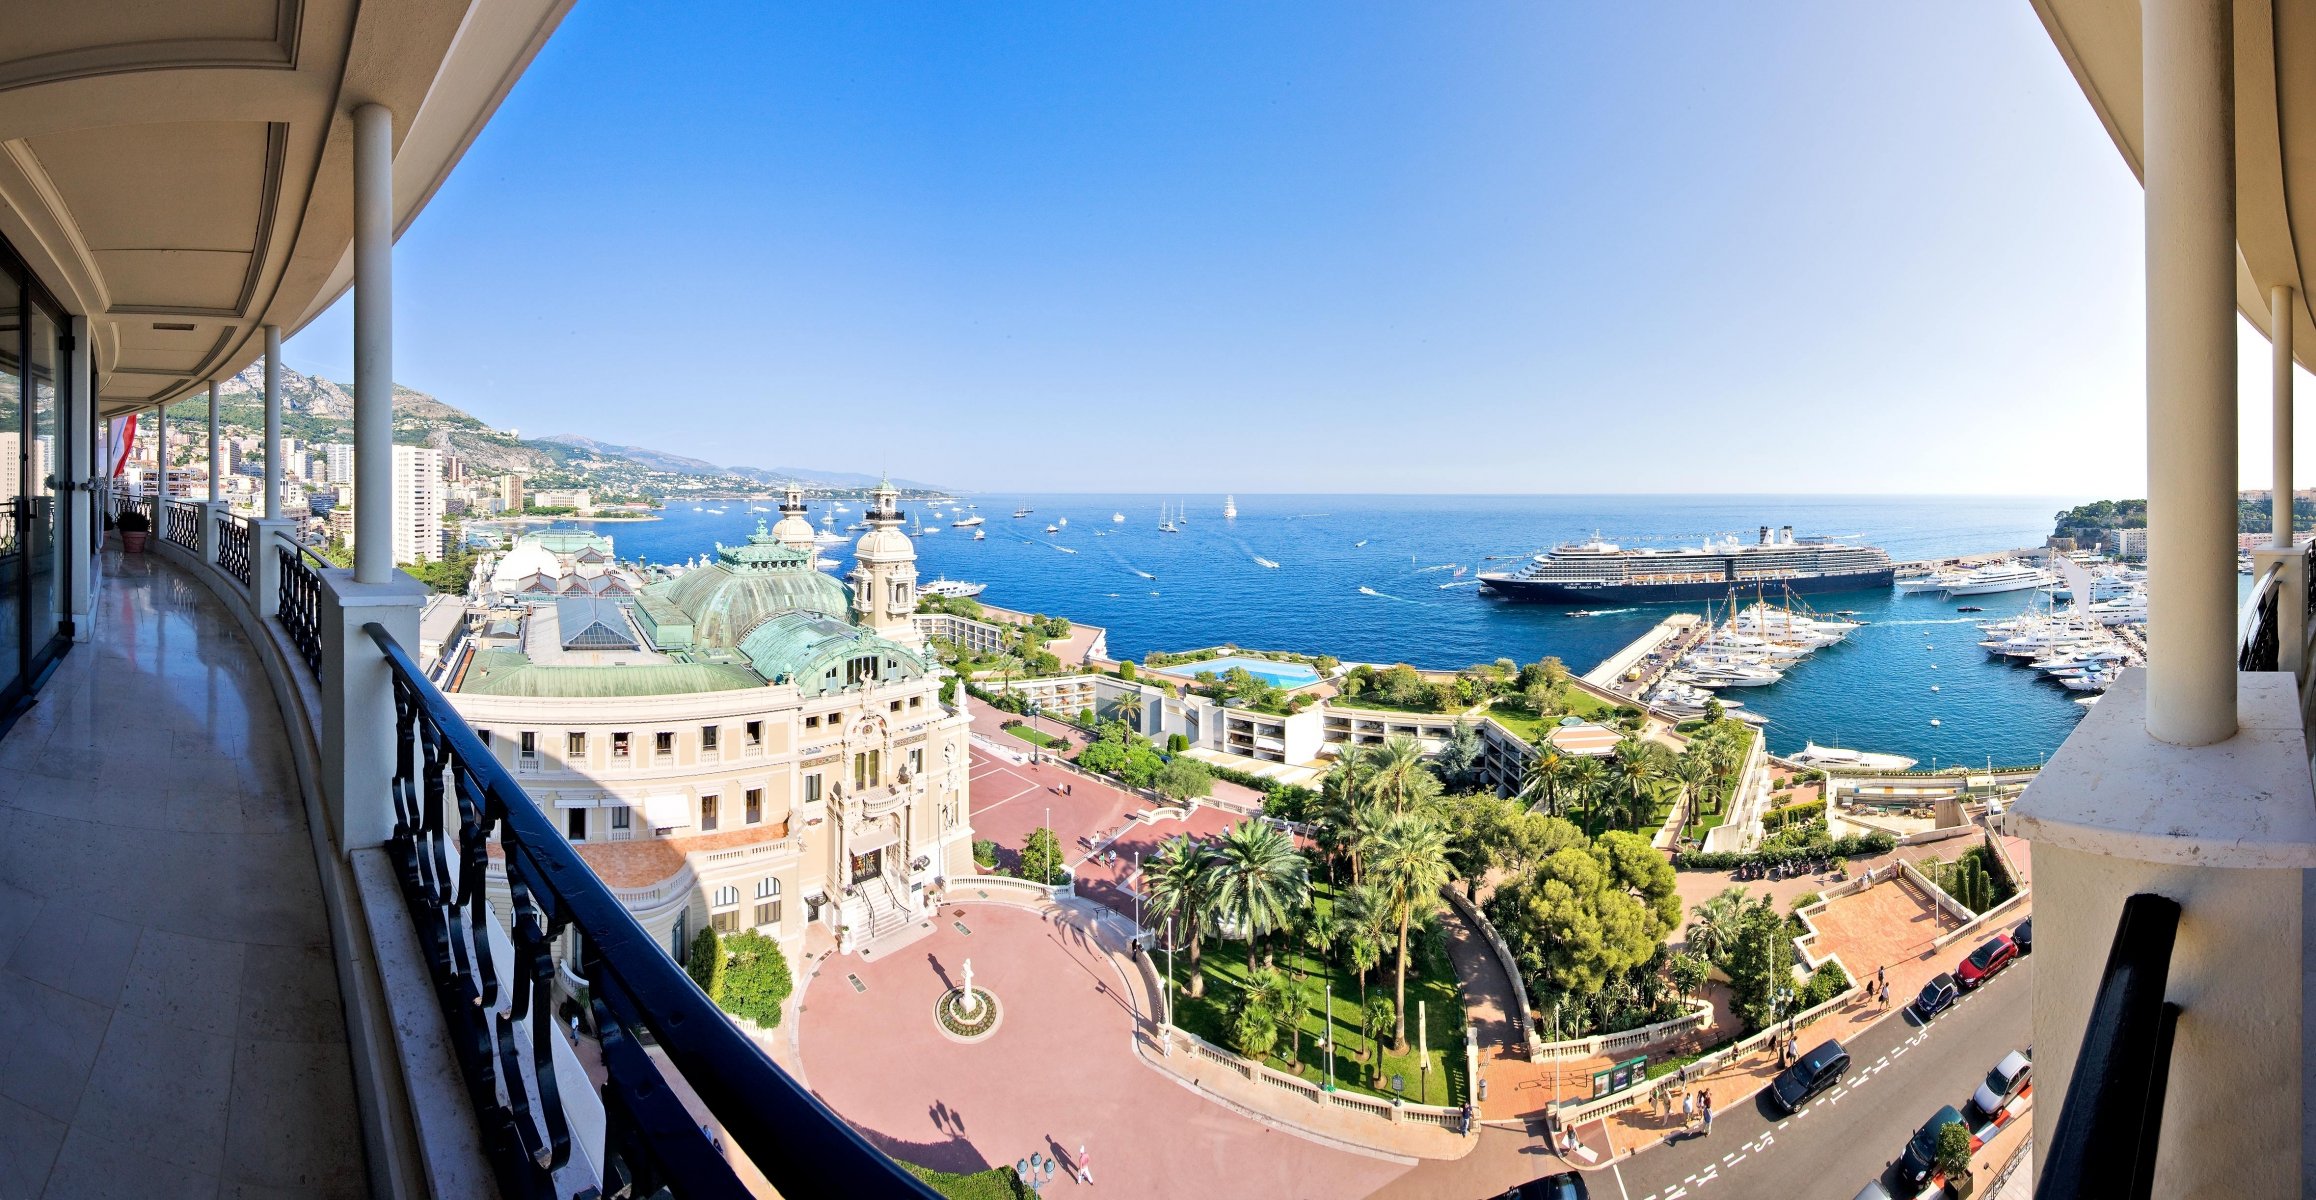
[
  {"x1": 2031, "y1": 0, "x2": 2316, "y2": 366},
  {"x1": 0, "y1": 0, "x2": 572, "y2": 416}
]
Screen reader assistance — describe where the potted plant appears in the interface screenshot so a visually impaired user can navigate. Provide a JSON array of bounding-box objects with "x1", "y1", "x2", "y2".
[{"x1": 115, "y1": 509, "x2": 151, "y2": 553}]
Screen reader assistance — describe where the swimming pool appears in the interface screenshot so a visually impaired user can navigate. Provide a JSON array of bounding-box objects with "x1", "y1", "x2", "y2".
[{"x1": 1163, "y1": 655, "x2": 1322, "y2": 689}]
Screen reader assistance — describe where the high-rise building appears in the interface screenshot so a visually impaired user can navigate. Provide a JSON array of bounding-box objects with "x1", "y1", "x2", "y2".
[
  {"x1": 322, "y1": 442, "x2": 355, "y2": 485},
  {"x1": 392, "y1": 444, "x2": 443, "y2": 564},
  {"x1": 501, "y1": 475, "x2": 524, "y2": 513}
]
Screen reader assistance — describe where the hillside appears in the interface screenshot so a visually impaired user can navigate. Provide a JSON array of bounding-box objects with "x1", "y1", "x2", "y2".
[
  {"x1": 535, "y1": 434, "x2": 944, "y2": 491},
  {"x1": 2055, "y1": 494, "x2": 2316, "y2": 540},
  {"x1": 206, "y1": 365, "x2": 944, "y2": 498}
]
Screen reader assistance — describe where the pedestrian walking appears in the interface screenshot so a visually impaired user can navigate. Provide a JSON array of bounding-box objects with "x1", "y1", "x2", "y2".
[
  {"x1": 1881, "y1": 980, "x2": 1892, "y2": 1010},
  {"x1": 1876, "y1": 964, "x2": 1886, "y2": 993},
  {"x1": 1681, "y1": 1090, "x2": 1694, "y2": 1130},
  {"x1": 1077, "y1": 1144, "x2": 1092, "y2": 1184},
  {"x1": 1702, "y1": 1092, "x2": 1714, "y2": 1136}
]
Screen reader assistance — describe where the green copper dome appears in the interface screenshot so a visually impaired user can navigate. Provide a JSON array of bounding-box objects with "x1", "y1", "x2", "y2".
[
  {"x1": 736, "y1": 611, "x2": 928, "y2": 698},
  {"x1": 639, "y1": 520, "x2": 851, "y2": 649}
]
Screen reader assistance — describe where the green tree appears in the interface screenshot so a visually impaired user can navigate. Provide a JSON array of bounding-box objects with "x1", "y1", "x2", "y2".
[
  {"x1": 1668, "y1": 951, "x2": 1711, "y2": 1001},
  {"x1": 717, "y1": 930, "x2": 795, "y2": 1027},
  {"x1": 1118, "y1": 659, "x2": 1138, "y2": 681},
  {"x1": 1153, "y1": 755, "x2": 1214, "y2": 802},
  {"x1": 1723, "y1": 895, "x2": 1790, "y2": 1032},
  {"x1": 1203, "y1": 820, "x2": 1309, "y2": 972},
  {"x1": 1488, "y1": 831, "x2": 1682, "y2": 1020},
  {"x1": 1231, "y1": 966, "x2": 1290, "y2": 1060},
  {"x1": 1146, "y1": 836, "x2": 1215, "y2": 999},
  {"x1": 1369, "y1": 812, "x2": 1452, "y2": 1052},
  {"x1": 1432, "y1": 722, "x2": 1486, "y2": 790},
  {"x1": 1685, "y1": 886, "x2": 1750, "y2": 966},
  {"x1": 1334, "y1": 883, "x2": 1391, "y2": 1014},
  {"x1": 1360, "y1": 993, "x2": 1397, "y2": 1077},
  {"x1": 686, "y1": 925, "x2": 725, "y2": 1001},
  {"x1": 1019, "y1": 826, "x2": 1068, "y2": 885},
  {"x1": 1166, "y1": 732, "x2": 1190, "y2": 753},
  {"x1": 1934, "y1": 1120, "x2": 1973, "y2": 1183},
  {"x1": 1364, "y1": 736, "x2": 1429, "y2": 814}
]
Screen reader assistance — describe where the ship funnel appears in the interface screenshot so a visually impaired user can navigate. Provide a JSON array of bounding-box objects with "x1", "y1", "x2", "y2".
[
  {"x1": 1782, "y1": 525, "x2": 1794, "y2": 545},
  {"x1": 1759, "y1": 525, "x2": 1771, "y2": 545}
]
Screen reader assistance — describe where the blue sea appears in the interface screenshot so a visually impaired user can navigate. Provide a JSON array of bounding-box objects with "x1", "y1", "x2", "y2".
[{"x1": 535, "y1": 494, "x2": 2092, "y2": 768}]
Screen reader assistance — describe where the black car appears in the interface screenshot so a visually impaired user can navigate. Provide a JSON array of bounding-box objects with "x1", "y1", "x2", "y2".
[
  {"x1": 1767, "y1": 1037, "x2": 1851, "y2": 1114},
  {"x1": 1914, "y1": 972, "x2": 1960, "y2": 1019},
  {"x1": 2013, "y1": 918, "x2": 2032, "y2": 955},
  {"x1": 1898, "y1": 1105, "x2": 1968, "y2": 1186},
  {"x1": 1503, "y1": 1171, "x2": 1589, "y2": 1200}
]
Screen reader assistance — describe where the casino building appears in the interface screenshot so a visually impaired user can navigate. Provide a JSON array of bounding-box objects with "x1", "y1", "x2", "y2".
[{"x1": 438, "y1": 480, "x2": 970, "y2": 964}]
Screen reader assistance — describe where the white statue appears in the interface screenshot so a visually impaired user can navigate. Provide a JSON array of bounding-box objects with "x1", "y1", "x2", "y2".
[{"x1": 958, "y1": 958, "x2": 978, "y2": 1018}]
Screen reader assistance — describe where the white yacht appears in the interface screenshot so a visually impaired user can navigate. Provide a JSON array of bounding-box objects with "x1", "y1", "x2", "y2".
[
  {"x1": 1224, "y1": 496, "x2": 1238, "y2": 520},
  {"x1": 1941, "y1": 560, "x2": 2062, "y2": 596},
  {"x1": 921, "y1": 578, "x2": 987, "y2": 599},
  {"x1": 1790, "y1": 743, "x2": 1919, "y2": 772},
  {"x1": 1112, "y1": 512, "x2": 1125, "y2": 523},
  {"x1": 952, "y1": 514, "x2": 985, "y2": 528}
]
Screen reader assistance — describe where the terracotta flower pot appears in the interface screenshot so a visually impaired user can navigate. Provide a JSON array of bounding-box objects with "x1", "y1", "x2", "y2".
[{"x1": 121, "y1": 531, "x2": 149, "y2": 554}]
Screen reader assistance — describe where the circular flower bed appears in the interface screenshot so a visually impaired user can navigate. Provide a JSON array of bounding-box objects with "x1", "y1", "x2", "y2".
[{"x1": 934, "y1": 986, "x2": 1002, "y2": 1042}]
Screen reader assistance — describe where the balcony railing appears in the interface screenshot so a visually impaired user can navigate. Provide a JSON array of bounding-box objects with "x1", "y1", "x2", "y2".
[
  {"x1": 216, "y1": 511, "x2": 253, "y2": 586},
  {"x1": 367, "y1": 622, "x2": 936, "y2": 1199},
  {"x1": 164, "y1": 499, "x2": 201, "y2": 552},
  {"x1": 2036, "y1": 892, "x2": 2181, "y2": 1200},
  {"x1": 277, "y1": 542, "x2": 324, "y2": 674},
  {"x1": 2239, "y1": 562, "x2": 2283, "y2": 671}
]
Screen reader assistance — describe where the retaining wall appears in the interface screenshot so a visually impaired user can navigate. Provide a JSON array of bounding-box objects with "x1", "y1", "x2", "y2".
[{"x1": 1440, "y1": 886, "x2": 1534, "y2": 1057}]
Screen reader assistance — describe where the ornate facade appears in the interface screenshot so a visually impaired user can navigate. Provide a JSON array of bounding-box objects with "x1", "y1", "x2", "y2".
[{"x1": 443, "y1": 518, "x2": 972, "y2": 966}]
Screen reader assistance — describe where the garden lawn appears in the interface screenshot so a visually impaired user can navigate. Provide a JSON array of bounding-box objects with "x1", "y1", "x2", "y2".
[
  {"x1": 1159, "y1": 883, "x2": 1468, "y2": 1107},
  {"x1": 1328, "y1": 693, "x2": 1467, "y2": 718},
  {"x1": 1481, "y1": 693, "x2": 1614, "y2": 743},
  {"x1": 1005, "y1": 725, "x2": 1063, "y2": 749}
]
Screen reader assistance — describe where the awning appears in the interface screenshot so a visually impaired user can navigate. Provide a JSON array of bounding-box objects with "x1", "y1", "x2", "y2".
[{"x1": 849, "y1": 826, "x2": 900, "y2": 855}]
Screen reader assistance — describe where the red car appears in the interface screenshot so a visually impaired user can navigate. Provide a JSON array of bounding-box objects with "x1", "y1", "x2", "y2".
[{"x1": 1955, "y1": 933, "x2": 2019, "y2": 989}]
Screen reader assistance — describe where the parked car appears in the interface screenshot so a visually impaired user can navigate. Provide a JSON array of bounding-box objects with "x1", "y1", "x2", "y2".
[
  {"x1": 1767, "y1": 1037, "x2": 1851, "y2": 1114},
  {"x1": 1849, "y1": 1182, "x2": 1895, "y2": 1200},
  {"x1": 1966, "y1": 1049, "x2": 2033, "y2": 1125},
  {"x1": 1955, "y1": 932, "x2": 2019, "y2": 989},
  {"x1": 1914, "y1": 972, "x2": 1960, "y2": 1019},
  {"x1": 2012, "y1": 917, "x2": 2033, "y2": 955},
  {"x1": 1897, "y1": 1105, "x2": 1969, "y2": 1187},
  {"x1": 1502, "y1": 1172, "x2": 1589, "y2": 1200}
]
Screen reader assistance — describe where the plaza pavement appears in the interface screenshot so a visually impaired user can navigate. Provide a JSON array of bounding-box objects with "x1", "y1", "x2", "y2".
[{"x1": 795, "y1": 900, "x2": 1413, "y2": 1199}]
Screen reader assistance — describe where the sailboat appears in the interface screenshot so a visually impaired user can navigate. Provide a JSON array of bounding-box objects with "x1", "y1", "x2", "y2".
[{"x1": 1158, "y1": 501, "x2": 1179, "y2": 534}]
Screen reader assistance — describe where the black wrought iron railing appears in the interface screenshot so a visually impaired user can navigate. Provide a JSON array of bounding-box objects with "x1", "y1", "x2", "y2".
[
  {"x1": 2036, "y1": 892, "x2": 2181, "y2": 1200},
  {"x1": 164, "y1": 500, "x2": 201, "y2": 552},
  {"x1": 2238, "y1": 563, "x2": 2282, "y2": 671},
  {"x1": 367, "y1": 623, "x2": 936, "y2": 1200},
  {"x1": 277, "y1": 541, "x2": 324, "y2": 675},
  {"x1": 217, "y1": 513, "x2": 253, "y2": 586},
  {"x1": 131, "y1": 496, "x2": 154, "y2": 530}
]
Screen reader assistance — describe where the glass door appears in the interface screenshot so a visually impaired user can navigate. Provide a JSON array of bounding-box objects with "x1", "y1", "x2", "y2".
[{"x1": 24, "y1": 307, "x2": 61, "y2": 669}]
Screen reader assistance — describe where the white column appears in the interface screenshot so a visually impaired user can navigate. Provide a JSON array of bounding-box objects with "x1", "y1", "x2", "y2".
[
  {"x1": 153, "y1": 402, "x2": 165, "y2": 501},
  {"x1": 352, "y1": 102, "x2": 394, "y2": 584},
  {"x1": 2275, "y1": 285, "x2": 2296, "y2": 549},
  {"x1": 263, "y1": 325, "x2": 283, "y2": 521},
  {"x1": 206, "y1": 379, "x2": 220, "y2": 503},
  {"x1": 2142, "y1": 0, "x2": 2238, "y2": 746}
]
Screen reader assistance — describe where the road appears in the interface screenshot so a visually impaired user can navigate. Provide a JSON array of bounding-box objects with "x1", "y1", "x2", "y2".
[{"x1": 1602, "y1": 959, "x2": 2030, "y2": 1200}]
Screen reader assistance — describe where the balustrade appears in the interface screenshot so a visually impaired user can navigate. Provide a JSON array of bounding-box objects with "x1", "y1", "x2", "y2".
[
  {"x1": 216, "y1": 513, "x2": 253, "y2": 585},
  {"x1": 164, "y1": 500, "x2": 201, "y2": 552},
  {"x1": 277, "y1": 542, "x2": 324, "y2": 675}
]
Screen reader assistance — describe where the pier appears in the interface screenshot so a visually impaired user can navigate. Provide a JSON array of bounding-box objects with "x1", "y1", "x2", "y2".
[{"x1": 1584, "y1": 613, "x2": 1703, "y2": 696}]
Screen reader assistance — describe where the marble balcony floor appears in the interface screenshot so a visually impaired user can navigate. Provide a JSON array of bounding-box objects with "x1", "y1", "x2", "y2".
[{"x1": 0, "y1": 550, "x2": 363, "y2": 1198}]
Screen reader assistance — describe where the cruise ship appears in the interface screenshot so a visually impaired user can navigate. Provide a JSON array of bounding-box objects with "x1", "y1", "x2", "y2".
[{"x1": 1477, "y1": 526, "x2": 1894, "y2": 605}]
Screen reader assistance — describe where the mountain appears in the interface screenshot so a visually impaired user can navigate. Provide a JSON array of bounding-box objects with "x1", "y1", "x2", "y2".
[{"x1": 536, "y1": 434, "x2": 945, "y2": 491}]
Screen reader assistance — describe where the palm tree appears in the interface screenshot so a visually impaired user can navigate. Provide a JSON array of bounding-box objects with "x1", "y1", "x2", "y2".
[
  {"x1": 1145, "y1": 835, "x2": 1215, "y2": 998},
  {"x1": 1519, "y1": 742, "x2": 1573, "y2": 817},
  {"x1": 1347, "y1": 796, "x2": 1394, "y2": 888},
  {"x1": 1565, "y1": 755, "x2": 1607, "y2": 832},
  {"x1": 1685, "y1": 886, "x2": 1750, "y2": 964},
  {"x1": 1365, "y1": 736, "x2": 1428, "y2": 813},
  {"x1": 1204, "y1": 820, "x2": 1310, "y2": 973},
  {"x1": 1607, "y1": 736, "x2": 1660, "y2": 832},
  {"x1": 1671, "y1": 749, "x2": 1710, "y2": 837},
  {"x1": 1369, "y1": 812, "x2": 1453, "y2": 1053}
]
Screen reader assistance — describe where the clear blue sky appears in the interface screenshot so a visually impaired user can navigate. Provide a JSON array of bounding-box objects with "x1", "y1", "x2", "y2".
[{"x1": 285, "y1": 1, "x2": 2295, "y2": 495}]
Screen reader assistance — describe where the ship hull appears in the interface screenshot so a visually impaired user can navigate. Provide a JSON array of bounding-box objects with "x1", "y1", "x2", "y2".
[{"x1": 1477, "y1": 569, "x2": 1896, "y2": 605}]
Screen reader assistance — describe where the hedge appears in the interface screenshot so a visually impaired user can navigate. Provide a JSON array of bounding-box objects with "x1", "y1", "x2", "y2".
[
  {"x1": 1673, "y1": 832, "x2": 1896, "y2": 871},
  {"x1": 1760, "y1": 799, "x2": 1826, "y2": 833},
  {"x1": 1203, "y1": 763, "x2": 1321, "y2": 821},
  {"x1": 903, "y1": 1162, "x2": 1032, "y2": 1200}
]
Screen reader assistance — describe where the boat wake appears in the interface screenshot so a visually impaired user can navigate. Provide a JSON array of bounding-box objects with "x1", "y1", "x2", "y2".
[
  {"x1": 1413, "y1": 563, "x2": 1458, "y2": 574},
  {"x1": 1359, "y1": 586, "x2": 1414, "y2": 602},
  {"x1": 1438, "y1": 580, "x2": 1482, "y2": 589}
]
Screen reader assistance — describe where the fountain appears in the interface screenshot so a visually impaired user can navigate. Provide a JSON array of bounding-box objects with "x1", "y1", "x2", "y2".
[{"x1": 935, "y1": 956, "x2": 1001, "y2": 1042}]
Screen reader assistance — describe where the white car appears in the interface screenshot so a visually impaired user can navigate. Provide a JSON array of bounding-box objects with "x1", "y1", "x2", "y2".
[{"x1": 1967, "y1": 1049, "x2": 2032, "y2": 1126}]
